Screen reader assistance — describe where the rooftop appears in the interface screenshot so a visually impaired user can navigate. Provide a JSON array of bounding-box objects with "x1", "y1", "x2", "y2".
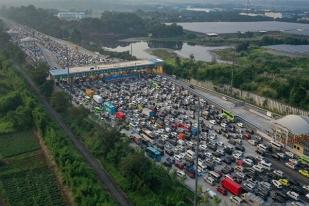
[
  {"x1": 49, "y1": 59, "x2": 163, "y2": 77},
  {"x1": 274, "y1": 115, "x2": 309, "y2": 135}
]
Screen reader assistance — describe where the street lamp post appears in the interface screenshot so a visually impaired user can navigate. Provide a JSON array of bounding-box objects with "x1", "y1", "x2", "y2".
[{"x1": 194, "y1": 97, "x2": 201, "y2": 206}]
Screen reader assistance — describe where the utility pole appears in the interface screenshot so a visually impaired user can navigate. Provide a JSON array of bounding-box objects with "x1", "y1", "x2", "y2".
[
  {"x1": 231, "y1": 49, "x2": 235, "y2": 92},
  {"x1": 194, "y1": 97, "x2": 201, "y2": 206}
]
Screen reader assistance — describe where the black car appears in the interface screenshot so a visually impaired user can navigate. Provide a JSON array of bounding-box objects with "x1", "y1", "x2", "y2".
[
  {"x1": 235, "y1": 145, "x2": 245, "y2": 152},
  {"x1": 163, "y1": 158, "x2": 173, "y2": 167},
  {"x1": 208, "y1": 143, "x2": 217, "y2": 151},
  {"x1": 223, "y1": 147, "x2": 233, "y2": 155},
  {"x1": 272, "y1": 195, "x2": 286, "y2": 203},
  {"x1": 222, "y1": 166, "x2": 234, "y2": 174},
  {"x1": 223, "y1": 156, "x2": 233, "y2": 165},
  {"x1": 289, "y1": 185, "x2": 305, "y2": 195},
  {"x1": 271, "y1": 153, "x2": 281, "y2": 160}
]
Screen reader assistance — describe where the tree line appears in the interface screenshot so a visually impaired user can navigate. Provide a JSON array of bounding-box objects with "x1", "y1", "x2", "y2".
[
  {"x1": 1, "y1": 5, "x2": 184, "y2": 44},
  {"x1": 158, "y1": 48, "x2": 309, "y2": 111}
]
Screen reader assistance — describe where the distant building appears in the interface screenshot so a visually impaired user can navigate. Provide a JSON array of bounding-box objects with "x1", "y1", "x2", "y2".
[
  {"x1": 56, "y1": 11, "x2": 86, "y2": 21},
  {"x1": 206, "y1": 33, "x2": 218, "y2": 37},
  {"x1": 272, "y1": 115, "x2": 309, "y2": 156}
]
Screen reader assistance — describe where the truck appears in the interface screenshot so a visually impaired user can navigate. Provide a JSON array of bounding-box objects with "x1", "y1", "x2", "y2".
[
  {"x1": 93, "y1": 95, "x2": 103, "y2": 104},
  {"x1": 221, "y1": 177, "x2": 242, "y2": 196}
]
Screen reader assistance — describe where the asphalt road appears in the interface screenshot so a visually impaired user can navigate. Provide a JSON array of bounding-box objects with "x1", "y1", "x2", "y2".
[
  {"x1": 13, "y1": 63, "x2": 132, "y2": 206},
  {"x1": 265, "y1": 155, "x2": 309, "y2": 185},
  {"x1": 168, "y1": 77, "x2": 274, "y2": 134}
]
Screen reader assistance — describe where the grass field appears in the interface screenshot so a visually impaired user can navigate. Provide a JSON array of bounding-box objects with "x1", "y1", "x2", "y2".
[{"x1": 0, "y1": 131, "x2": 66, "y2": 206}]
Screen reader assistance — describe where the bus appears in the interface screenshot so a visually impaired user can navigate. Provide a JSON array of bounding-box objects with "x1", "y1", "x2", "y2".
[
  {"x1": 270, "y1": 141, "x2": 283, "y2": 151},
  {"x1": 141, "y1": 129, "x2": 154, "y2": 139},
  {"x1": 298, "y1": 155, "x2": 309, "y2": 165},
  {"x1": 222, "y1": 110, "x2": 235, "y2": 122},
  {"x1": 146, "y1": 146, "x2": 162, "y2": 161},
  {"x1": 94, "y1": 106, "x2": 103, "y2": 113}
]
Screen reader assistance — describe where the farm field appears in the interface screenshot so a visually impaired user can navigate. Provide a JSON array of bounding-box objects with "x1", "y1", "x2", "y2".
[
  {"x1": 0, "y1": 131, "x2": 67, "y2": 206},
  {"x1": 0, "y1": 131, "x2": 40, "y2": 158}
]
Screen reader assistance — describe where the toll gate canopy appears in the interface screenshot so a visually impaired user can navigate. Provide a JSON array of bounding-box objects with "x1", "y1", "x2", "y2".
[{"x1": 49, "y1": 59, "x2": 164, "y2": 79}]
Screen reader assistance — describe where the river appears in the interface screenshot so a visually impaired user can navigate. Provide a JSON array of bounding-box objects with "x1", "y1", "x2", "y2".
[{"x1": 175, "y1": 21, "x2": 309, "y2": 36}]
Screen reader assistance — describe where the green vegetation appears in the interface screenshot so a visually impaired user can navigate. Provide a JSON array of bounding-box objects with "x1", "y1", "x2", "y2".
[
  {"x1": 1, "y1": 6, "x2": 183, "y2": 48},
  {"x1": 0, "y1": 131, "x2": 40, "y2": 158},
  {"x1": 57, "y1": 103, "x2": 193, "y2": 206},
  {"x1": 0, "y1": 23, "x2": 116, "y2": 206},
  {"x1": 0, "y1": 61, "x2": 66, "y2": 205},
  {"x1": 153, "y1": 48, "x2": 309, "y2": 110}
]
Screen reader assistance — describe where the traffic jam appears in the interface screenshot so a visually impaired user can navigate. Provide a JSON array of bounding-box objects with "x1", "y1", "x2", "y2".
[{"x1": 59, "y1": 75, "x2": 309, "y2": 206}]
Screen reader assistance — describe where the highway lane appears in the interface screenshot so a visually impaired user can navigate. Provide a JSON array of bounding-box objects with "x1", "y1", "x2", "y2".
[
  {"x1": 168, "y1": 77, "x2": 274, "y2": 134},
  {"x1": 265, "y1": 155, "x2": 309, "y2": 185},
  {"x1": 12, "y1": 63, "x2": 132, "y2": 206}
]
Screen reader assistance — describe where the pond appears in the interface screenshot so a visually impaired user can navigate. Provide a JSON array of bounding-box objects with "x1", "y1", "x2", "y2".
[{"x1": 102, "y1": 40, "x2": 230, "y2": 62}]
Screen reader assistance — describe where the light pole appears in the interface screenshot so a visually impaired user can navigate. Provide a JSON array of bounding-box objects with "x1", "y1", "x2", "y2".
[{"x1": 194, "y1": 97, "x2": 201, "y2": 206}]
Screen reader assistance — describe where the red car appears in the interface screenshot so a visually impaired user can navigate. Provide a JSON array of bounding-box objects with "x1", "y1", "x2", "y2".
[
  {"x1": 243, "y1": 133, "x2": 251, "y2": 140},
  {"x1": 216, "y1": 186, "x2": 227, "y2": 196},
  {"x1": 175, "y1": 161, "x2": 185, "y2": 170}
]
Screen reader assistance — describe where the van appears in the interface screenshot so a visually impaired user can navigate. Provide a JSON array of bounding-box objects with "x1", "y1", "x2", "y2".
[
  {"x1": 230, "y1": 196, "x2": 243, "y2": 205},
  {"x1": 257, "y1": 144, "x2": 267, "y2": 152},
  {"x1": 260, "y1": 160, "x2": 272, "y2": 170}
]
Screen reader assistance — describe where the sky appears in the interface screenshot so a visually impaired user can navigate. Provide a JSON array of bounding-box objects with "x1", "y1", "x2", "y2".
[{"x1": 0, "y1": 0, "x2": 308, "y2": 10}]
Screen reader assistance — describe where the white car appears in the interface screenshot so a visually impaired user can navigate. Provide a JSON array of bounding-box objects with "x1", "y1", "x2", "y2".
[
  {"x1": 209, "y1": 135, "x2": 217, "y2": 141},
  {"x1": 220, "y1": 123, "x2": 227, "y2": 128},
  {"x1": 217, "y1": 141, "x2": 224, "y2": 147},
  {"x1": 253, "y1": 164, "x2": 264, "y2": 172},
  {"x1": 303, "y1": 185, "x2": 309, "y2": 191},
  {"x1": 199, "y1": 145, "x2": 207, "y2": 151},
  {"x1": 273, "y1": 170, "x2": 284, "y2": 178},
  {"x1": 272, "y1": 180, "x2": 282, "y2": 189},
  {"x1": 176, "y1": 169, "x2": 186, "y2": 178},
  {"x1": 287, "y1": 191, "x2": 299, "y2": 201},
  {"x1": 285, "y1": 162, "x2": 296, "y2": 170},
  {"x1": 248, "y1": 139, "x2": 256, "y2": 146},
  {"x1": 174, "y1": 155, "x2": 182, "y2": 162},
  {"x1": 232, "y1": 153, "x2": 241, "y2": 160},
  {"x1": 237, "y1": 122, "x2": 243, "y2": 128},
  {"x1": 285, "y1": 151, "x2": 295, "y2": 159},
  {"x1": 206, "y1": 188, "x2": 217, "y2": 198},
  {"x1": 244, "y1": 158, "x2": 253, "y2": 167},
  {"x1": 209, "y1": 120, "x2": 216, "y2": 125}
]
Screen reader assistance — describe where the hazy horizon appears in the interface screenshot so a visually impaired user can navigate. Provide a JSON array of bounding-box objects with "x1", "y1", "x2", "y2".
[{"x1": 0, "y1": 0, "x2": 308, "y2": 11}]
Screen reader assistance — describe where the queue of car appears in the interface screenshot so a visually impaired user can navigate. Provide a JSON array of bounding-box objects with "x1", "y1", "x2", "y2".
[{"x1": 58, "y1": 75, "x2": 309, "y2": 206}]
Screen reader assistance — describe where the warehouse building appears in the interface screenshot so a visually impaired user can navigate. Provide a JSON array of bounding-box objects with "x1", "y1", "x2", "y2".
[{"x1": 272, "y1": 115, "x2": 309, "y2": 156}]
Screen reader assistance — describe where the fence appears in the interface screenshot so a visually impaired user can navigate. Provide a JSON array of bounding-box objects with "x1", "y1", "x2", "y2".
[{"x1": 189, "y1": 79, "x2": 309, "y2": 116}]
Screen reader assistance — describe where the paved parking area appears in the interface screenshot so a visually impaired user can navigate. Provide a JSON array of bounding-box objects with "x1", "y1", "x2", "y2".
[{"x1": 59, "y1": 75, "x2": 309, "y2": 206}]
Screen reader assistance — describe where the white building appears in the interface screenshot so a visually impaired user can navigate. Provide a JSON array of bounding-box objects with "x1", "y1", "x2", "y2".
[{"x1": 56, "y1": 12, "x2": 86, "y2": 21}]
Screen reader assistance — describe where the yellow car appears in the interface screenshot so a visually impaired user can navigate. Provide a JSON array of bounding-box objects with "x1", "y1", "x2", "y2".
[
  {"x1": 278, "y1": 179, "x2": 289, "y2": 186},
  {"x1": 299, "y1": 169, "x2": 309, "y2": 178}
]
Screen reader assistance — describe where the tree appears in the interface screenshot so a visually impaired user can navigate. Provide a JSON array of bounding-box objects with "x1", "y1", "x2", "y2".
[
  {"x1": 40, "y1": 80, "x2": 54, "y2": 97},
  {"x1": 50, "y1": 91, "x2": 70, "y2": 113},
  {"x1": 236, "y1": 41, "x2": 249, "y2": 52}
]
